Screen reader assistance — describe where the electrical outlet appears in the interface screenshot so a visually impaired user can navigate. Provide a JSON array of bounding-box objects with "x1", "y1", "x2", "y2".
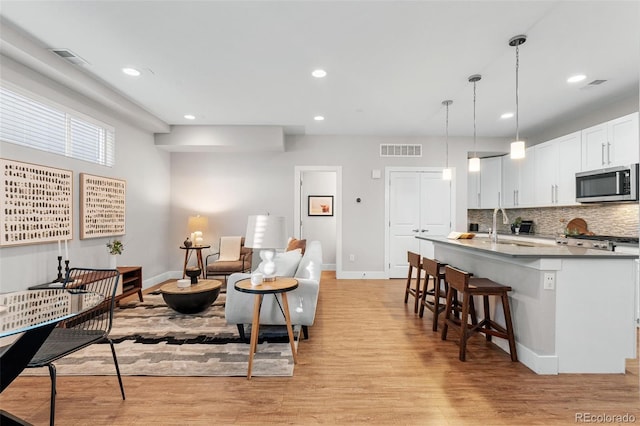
[
  {"x1": 349, "y1": 254, "x2": 355, "y2": 262},
  {"x1": 543, "y1": 272, "x2": 555, "y2": 290}
]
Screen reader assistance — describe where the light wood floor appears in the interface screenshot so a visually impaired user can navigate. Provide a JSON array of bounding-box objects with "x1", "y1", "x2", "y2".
[{"x1": 2, "y1": 272, "x2": 639, "y2": 425}]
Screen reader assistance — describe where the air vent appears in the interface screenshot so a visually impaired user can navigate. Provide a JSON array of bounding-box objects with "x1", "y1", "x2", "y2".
[
  {"x1": 588, "y1": 79, "x2": 607, "y2": 86},
  {"x1": 49, "y1": 49, "x2": 89, "y2": 66},
  {"x1": 380, "y1": 144, "x2": 422, "y2": 157}
]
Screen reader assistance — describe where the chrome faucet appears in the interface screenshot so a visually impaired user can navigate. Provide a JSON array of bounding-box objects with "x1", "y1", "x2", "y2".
[{"x1": 491, "y1": 207, "x2": 509, "y2": 242}]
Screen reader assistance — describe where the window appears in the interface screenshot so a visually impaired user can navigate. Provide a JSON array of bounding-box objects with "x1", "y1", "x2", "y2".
[{"x1": 0, "y1": 85, "x2": 115, "y2": 166}]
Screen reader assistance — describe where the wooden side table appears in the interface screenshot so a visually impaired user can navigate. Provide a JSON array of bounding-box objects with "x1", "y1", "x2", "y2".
[
  {"x1": 180, "y1": 245, "x2": 210, "y2": 278},
  {"x1": 159, "y1": 279, "x2": 222, "y2": 314},
  {"x1": 234, "y1": 277, "x2": 299, "y2": 379}
]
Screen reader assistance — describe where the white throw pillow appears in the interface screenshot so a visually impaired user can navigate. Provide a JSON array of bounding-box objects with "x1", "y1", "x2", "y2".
[{"x1": 258, "y1": 248, "x2": 302, "y2": 277}]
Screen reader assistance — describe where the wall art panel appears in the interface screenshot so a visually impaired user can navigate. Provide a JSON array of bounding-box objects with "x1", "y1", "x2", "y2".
[
  {"x1": 1, "y1": 158, "x2": 73, "y2": 247},
  {"x1": 80, "y1": 173, "x2": 126, "y2": 239}
]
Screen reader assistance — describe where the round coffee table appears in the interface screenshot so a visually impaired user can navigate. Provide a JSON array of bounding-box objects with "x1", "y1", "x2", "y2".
[{"x1": 159, "y1": 279, "x2": 222, "y2": 314}]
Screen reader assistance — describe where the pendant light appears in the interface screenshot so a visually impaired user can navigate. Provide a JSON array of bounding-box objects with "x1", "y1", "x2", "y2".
[
  {"x1": 509, "y1": 34, "x2": 527, "y2": 159},
  {"x1": 468, "y1": 74, "x2": 481, "y2": 172},
  {"x1": 442, "y1": 100, "x2": 453, "y2": 180}
]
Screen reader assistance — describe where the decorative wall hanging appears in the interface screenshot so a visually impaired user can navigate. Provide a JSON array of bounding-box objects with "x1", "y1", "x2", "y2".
[
  {"x1": 80, "y1": 173, "x2": 126, "y2": 239},
  {"x1": 308, "y1": 195, "x2": 334, "y2": 216},
  {"x1": 1, "y1": 158, "x2": 73, "y2": 247}
]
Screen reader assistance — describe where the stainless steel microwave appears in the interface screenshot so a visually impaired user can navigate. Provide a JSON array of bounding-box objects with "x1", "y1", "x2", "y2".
[{"x1": 575, "y1": 164, "x2": 638, "y2": 203}]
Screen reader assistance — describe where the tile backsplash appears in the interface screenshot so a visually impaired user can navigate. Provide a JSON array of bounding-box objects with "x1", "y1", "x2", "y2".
[{"x1": 468, "y1": 203, "x2": 639, "y2": 237}]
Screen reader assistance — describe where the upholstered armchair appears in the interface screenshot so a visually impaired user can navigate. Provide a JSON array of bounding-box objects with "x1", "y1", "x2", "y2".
[{"x1": 205, "y1": 236, "x2": 252, "y2": 283}]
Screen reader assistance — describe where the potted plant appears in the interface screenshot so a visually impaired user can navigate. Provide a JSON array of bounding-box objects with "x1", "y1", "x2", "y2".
[
  {"x1": 107, "y1": 239, "x2": 124, "y2": 268},
  {"x1": 511, "y1": 217, "x2": 522, "y2": 234}
]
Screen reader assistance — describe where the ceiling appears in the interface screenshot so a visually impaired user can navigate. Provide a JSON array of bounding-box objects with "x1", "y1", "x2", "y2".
[{"x1": 0, "y1": 1, "x2": 638, "y2": 139}]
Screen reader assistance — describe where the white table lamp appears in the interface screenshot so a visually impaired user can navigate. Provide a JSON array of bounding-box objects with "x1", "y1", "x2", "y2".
[{"x1": 245, "y1": 215, "x2": 286, "y2": 282}]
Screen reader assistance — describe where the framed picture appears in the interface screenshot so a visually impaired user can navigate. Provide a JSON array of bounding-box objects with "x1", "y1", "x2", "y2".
[
  {"x1": 80, "y1": 173, "x2": 126, "y2": 239},
  {"x1": 0, "y1": 158, "x2": 73, "y2": 247},
  {"x1": 308, "y1": 195, "x2": 334, "y2": 216}
]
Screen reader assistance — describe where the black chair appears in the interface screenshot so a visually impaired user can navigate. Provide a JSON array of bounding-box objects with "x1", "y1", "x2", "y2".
[{"x1": 26, "y1": 268, "x2": 126, "y2": 426}]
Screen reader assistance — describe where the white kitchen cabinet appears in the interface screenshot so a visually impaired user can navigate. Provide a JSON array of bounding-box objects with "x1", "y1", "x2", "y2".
[
  {"x1": 534, "y1": 131, "x2": 581, "y2": 206},
  {"x1": 467, "y1": 169, "x2": 481, "y2": 209},
  {"x1": 582, "y1": 112, "x2": 639, "y2": 170},
  {"x1": 480, "y1": 157, "x2": 502, "y2": 208},
  {"x1": 501, "y1": 147, "x2": 535, "y2": 208}
]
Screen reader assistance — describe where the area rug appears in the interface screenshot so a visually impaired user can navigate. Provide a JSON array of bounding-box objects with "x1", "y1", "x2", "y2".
[{"x1": 22, "y1": 292, "x2": 297, "y2": 377}]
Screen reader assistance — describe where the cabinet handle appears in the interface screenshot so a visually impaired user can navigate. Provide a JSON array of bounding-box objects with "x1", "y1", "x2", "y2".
[
  {"x1": 551, "y1": 185, "x2": 554, "y2": 203},
  {"x1": 607, "y1": 142, "x2": 612, "y2": 164},
  {"x1": 477, "y1": 193, "x2": 480, "y2": 207},
  {"x1": 498, "y1": 191, "x2": 501, "y2": 207},
  {"x1": 601, "y1": 143, "x2": 606, "y2": 165},
  {"x1": 421, "y1": 229, "x2": 429, "y2": 233},
  {"x1": 412, "y1": 229, "x2": 419, "y2": 232},
  {"x1": 555, "y1": 185, "x2": 559, "y2": 204}
]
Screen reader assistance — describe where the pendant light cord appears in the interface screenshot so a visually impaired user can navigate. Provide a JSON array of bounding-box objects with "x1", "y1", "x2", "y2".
[
  {"x1": 445, "y1": 102, "x2": 449, "y2": 167},
  {"x1": 515, "y1": 43, "x2": 520, "y2": 141},
  {"x1": 473, "y1": 79, "x2": 477, "y2": 157}
]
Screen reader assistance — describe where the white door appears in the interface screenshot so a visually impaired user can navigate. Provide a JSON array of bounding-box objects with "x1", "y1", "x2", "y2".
[{"x1": 388, "y1": 171, "x2": 451, "y2": 278}]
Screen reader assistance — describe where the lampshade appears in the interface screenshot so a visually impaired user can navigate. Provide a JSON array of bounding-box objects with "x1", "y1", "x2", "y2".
[
  {"x1": 510, "y1": 141, "x2": 526, "y2": 159},
  {"x1": 187, "y1": 215, "x2": 209, "y2": 233},
  {"x1": 468, "y1": 157, "x2": 480, "y2": 172},
  {"x1": 245, "y1": 215, "x2": 287, "y2": 249}
]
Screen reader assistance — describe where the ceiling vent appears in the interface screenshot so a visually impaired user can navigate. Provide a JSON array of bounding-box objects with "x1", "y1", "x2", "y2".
[
  {"x1": 380, "y1": 144, "x2": 422, "y2": 157},
  {"x1": 49, "y1": 49, "x2": 89, "y2": 66}
]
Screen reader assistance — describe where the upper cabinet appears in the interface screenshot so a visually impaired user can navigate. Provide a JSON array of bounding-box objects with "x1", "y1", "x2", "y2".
[
  {"x1": 501, "y1": 146, "x2": 535, "y2": 208},
  {"x1": 534, "y1": 131, "x2": 582, "y2": 206},
  {"x1": 479, "y1": 157, "x2": 502, "y2": 208},
  {"x1": 467, "y1": 168, "x2": 481, "y2": 209},
  {"x1": 582, "y1": 112, "x2": 639, "y2": 170}
]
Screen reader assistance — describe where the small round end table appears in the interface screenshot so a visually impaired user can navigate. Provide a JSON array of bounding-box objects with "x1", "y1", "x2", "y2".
[
  {"x1": 235, "y1": 277, "x2": 299, "y2": 379},
  {"x1": 160, "y1": 279, "x2": 222, "y2": 314}
]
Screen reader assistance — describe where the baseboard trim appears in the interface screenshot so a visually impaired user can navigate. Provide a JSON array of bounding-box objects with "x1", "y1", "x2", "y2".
[
  {"x1": 337, "y1": 271, "x2": 388, "y2": 280},
  {"x1": 493, "y1": 339, "x2": 559, "y2": 375}
]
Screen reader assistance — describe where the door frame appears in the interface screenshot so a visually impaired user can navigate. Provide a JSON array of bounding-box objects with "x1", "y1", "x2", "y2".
[
  {"x1": 294, "y1": 165, "x2": 343, "y2": 275},
  {"x1": 384, "y1": 166, "x2": 456, "y2": 278}
]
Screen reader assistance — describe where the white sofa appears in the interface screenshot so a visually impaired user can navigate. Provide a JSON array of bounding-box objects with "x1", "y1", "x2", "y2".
[{"x1": 225, "y1": 240, "x2": 322, "y2": 340}]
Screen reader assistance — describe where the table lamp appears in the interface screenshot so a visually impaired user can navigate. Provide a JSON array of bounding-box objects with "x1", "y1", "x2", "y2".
[
  {"x1": 188, "y1": 215, "x2": 209, "y2": 246},
  {"x1": 244, "y1": 215, "x2": 286, "y2": 282}
]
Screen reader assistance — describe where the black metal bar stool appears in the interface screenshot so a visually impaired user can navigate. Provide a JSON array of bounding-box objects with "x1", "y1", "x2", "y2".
[{"x1": 441, "y1": 265, "x2": 518, "y2": 362}]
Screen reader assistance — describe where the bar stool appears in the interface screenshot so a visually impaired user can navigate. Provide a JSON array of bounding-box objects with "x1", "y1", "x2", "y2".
[
  {"x1": 403, "y1": 251, "x2": 422, "y2": 313},
  {"x1": 441, "y1": 265, "x2": 518, "y2": 362},
  {"x1": 418, "y1": 257, "x2": 448, "y2": 331}
]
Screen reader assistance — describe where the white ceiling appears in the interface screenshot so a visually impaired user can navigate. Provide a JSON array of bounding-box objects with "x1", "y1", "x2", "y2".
[{"x1": 0, "y1": 1, "x2": 638, "y2": 139}]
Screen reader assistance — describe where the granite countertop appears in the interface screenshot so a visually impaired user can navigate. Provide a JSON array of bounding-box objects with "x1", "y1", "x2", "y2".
[{"x1": 417, "y1": 235, "x2": 639, "y2": 259}]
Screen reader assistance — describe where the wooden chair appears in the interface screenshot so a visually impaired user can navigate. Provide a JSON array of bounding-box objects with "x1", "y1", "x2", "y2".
[
  {"x1": 418, "y1": 257, "x2": 448, "y2": 331},
  {"x1": 441, "y1": 265, "x2": 518, "y2": 362},
  {"x1": 27, "y1": 268, "x2": 125, "y2": 426},
  {"x1": 205, "y1": 236, "x2": 252, "y2": 283},
  {"x1": 403, "y1": 251, "x2": 422, "y2": 313}
]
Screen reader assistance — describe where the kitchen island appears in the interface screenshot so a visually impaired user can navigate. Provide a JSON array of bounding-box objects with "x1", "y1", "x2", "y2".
[{"x1": 418, "y1": 234, "x2": 638, "y2": 374}]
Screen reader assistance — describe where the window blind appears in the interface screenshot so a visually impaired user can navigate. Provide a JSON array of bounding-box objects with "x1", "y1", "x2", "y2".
[{"x1": 0, "y1": 85, "x2": 115, "y2": 166}]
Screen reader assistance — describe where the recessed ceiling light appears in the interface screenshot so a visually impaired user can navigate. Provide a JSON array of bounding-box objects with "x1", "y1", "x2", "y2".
[
  {"x1": 314, "y1": 116, "x2": 325, "y2": 121},
  {"x1": 567, "y1": 74, "x2": 586, "y2": 83},
  {"x1": 311, "y1": 69, "x2": 327, "y2": 78},
  {"x1": 500, "y1": 112, "x2": 514, "y2": 119},
  {"x1": 121, "y1": 67, "x2": 141, "y2": 77},
  {"x1": 184, "y1": 114, "x2": 196, "y2": 120}
]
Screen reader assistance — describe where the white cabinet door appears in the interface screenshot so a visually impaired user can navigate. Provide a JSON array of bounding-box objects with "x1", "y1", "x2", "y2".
[
  {"x1": 609, "y1": 113, "x2": 639, "y2": 167},
  {"x1": 582, "y1": 123, "x2": 607, "y2": 170},
  {"x1": 467, "y1": 169, "x2": 481, "y2": 209},
  {"x1": 480, "y1": 157, "x2": 502, "y2": 208},
  {"x1": 556, "y1": 132, "x2": 582, "y2": 205},
  {"x1": 518, "y1": 147, "x2": 536, "y2": 207},
  {"x1": 501, "y1": 155, "x2": 518, "y2": 208},
  {"x1": 534, "y1": 141, "x2": 559, "y2": 206}
]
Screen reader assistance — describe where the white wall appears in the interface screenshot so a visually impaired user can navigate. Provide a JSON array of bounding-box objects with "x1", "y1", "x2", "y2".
[
  {"x1": 0, "y1": 57, "x2": 172, "y2": 292},
  {"x1": 168, "y1": 133, "x2": 509, "y2": 275}
]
